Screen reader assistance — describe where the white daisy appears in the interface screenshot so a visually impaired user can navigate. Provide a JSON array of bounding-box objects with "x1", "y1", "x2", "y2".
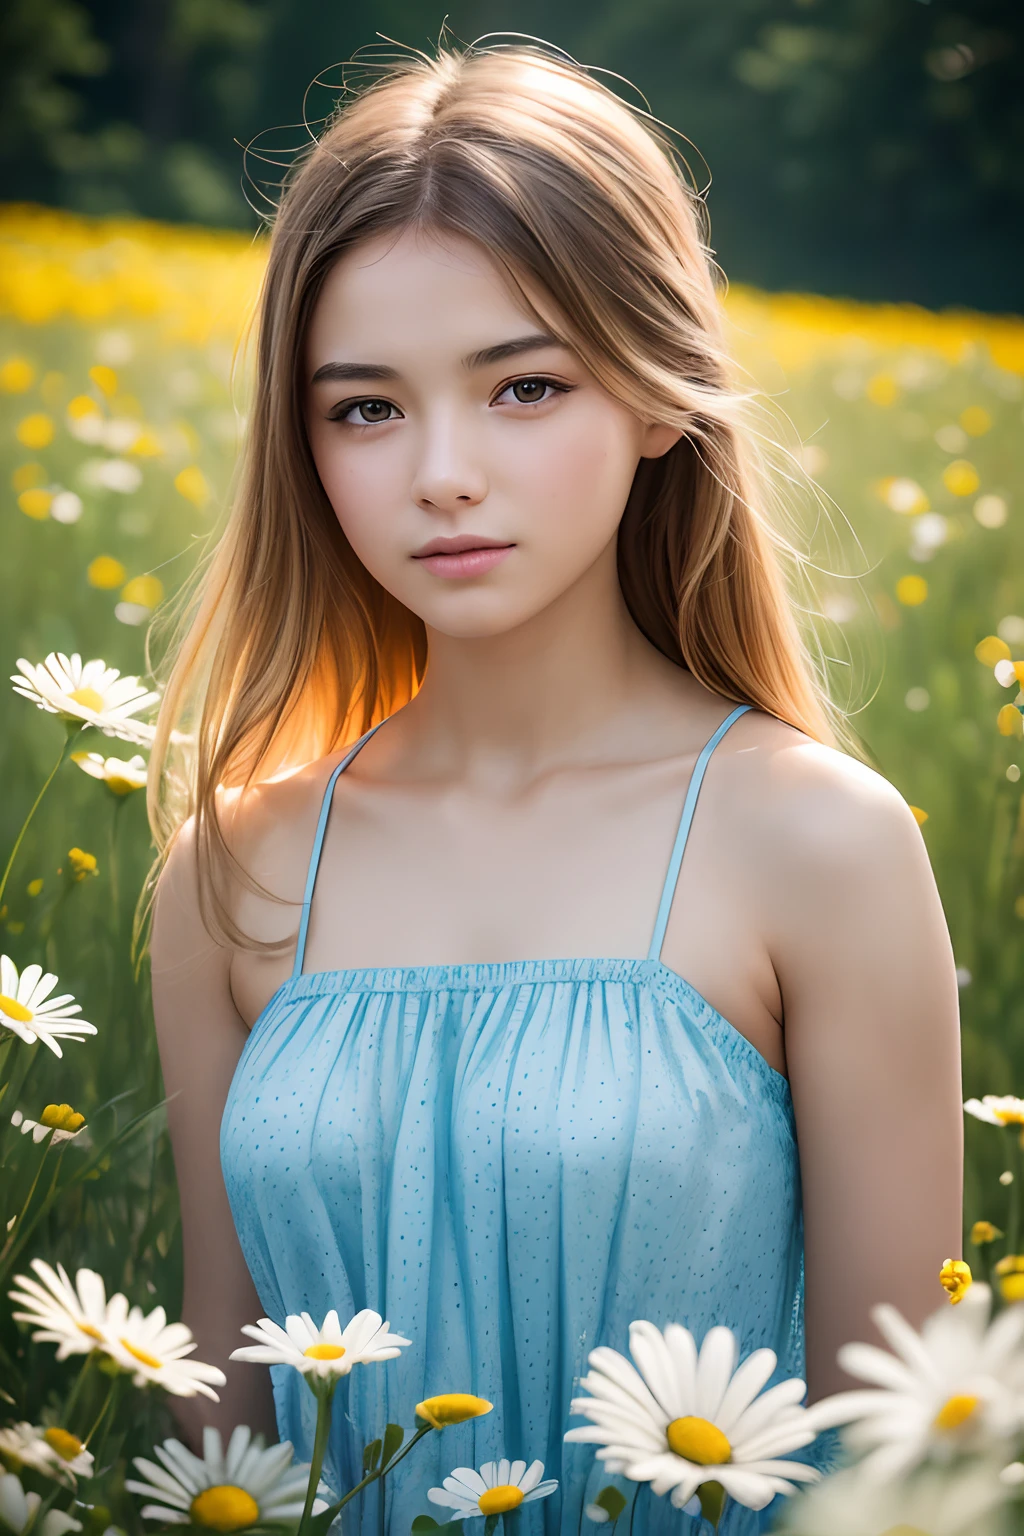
[
  {"x1": 12, "y1": 1105, "x2": 87, "y2": 1145},
  {"x1": 11, "y1": 652, "x2": 158, "y2": 745},
  {"x1": 102, "y1": 1301, "x2": 226, "y2": 1399},
  {"x1": 231, "y1": 1308, "x2": 411, "y2": 1385},
  {"x1": 805, "y1": 1281, "x2": 1024, "y2": 1481},
  {"x1": 71, "y1": 751, "x2": 147, "y2": 795},
  {"x1": 428, "y1": 1459, "x2": 558, "y2": 1519},
  {"x1": 0, "y1": 1423, "x2": 94, "y2": 1486},
  {"x1": 564, "y1": 1320, "x2": 821, "y2": 1513},
  {"x1": 9, "y1": 1259, "x2": 117, "y2": 1359},
  {"x1": 126, "y1": 1425, "x2": 324, "y2": 1529},
  {"x1": 964, "y1": 1095, "x2": 1024, "y2": 1127},
  {"x1": 0, "y1": 1472, "x2": 82, "y2": 1536},
  {"x1": 0, "y1": 958, "x2": 97, "y2": 1058},
  {"x1": 775, "y1": 1460, "x2": 1010, "y2": 1535}
]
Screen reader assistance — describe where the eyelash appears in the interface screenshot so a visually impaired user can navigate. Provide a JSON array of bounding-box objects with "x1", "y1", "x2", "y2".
[{"x1": 328, "y1": 375, "x2": 573, "y2": 427}]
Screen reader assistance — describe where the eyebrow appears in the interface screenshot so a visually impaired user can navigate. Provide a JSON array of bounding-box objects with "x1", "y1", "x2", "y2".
[{"x1": 309, "y1": 332, "x2": 564, "y2": 386}]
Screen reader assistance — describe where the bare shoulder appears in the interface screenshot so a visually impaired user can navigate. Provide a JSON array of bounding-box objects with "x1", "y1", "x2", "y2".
[
  {"x1": 152, "y1": 750, "x2": 346, "y2": 965},
  {"x1": 726, "y1": 706, "x2": 927, "y2": 886},
  {"x1": 720, "y1": 708, "x2": 949, "y2": 1020}
]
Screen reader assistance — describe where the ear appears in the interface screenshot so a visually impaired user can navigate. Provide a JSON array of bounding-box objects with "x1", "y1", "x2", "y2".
[{"x1": 638, "y1": 421, "x2": 685, "y2": 460}]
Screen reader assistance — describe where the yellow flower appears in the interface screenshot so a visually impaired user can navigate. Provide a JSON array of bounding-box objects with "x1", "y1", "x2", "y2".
[
  {"x1": 87, "y1": 556, "x2": 127, "y2": 590},
  {"x1": 26, "y1": 879, "x2": 43, "y2": 898},
  {"x1": 994, "y1": 1255, "x2": 1024, "y2": 1277},
  {"x1": 0, "y1": 357, "x2": 36, "y2": 393},
  {"x1": 415, "y1": 1394, "x2": 494, "y2": 1429},
  {"x1": 997, "y1": 705, "x2": 1024, "y2": 739},
  {"x1": 976, "y1": 636, "x2": 1012, "y2": 667},
  {"x1": 865, "y1": 372, "x2": 900, "y2": 407},
  {"x1": 971, "y1": 1221, "x2": 1003, "y2": 1246},
  {"x1": 129, "y1": 429, "x2": 163, "y2": 458},
  {"x1": 67, "y1": 394, "x2": 100, "y2": 421},
  {"x1": 120, "y1": 574, "x2": 164, "y2": 608},
  {"x1": 88, "y1": 364, "x2": 118, "y2": 397},
  {"x1": 11, "y1": 463, "x2": 45, "y2": 492},
  {"x1": 18, "y1": 488, "x2": 52, "y2": 520},
  {"x1": 16, "y1": 413, "x2": 55, "y2": 449},
  {"x1": 67, "y1": 848, "x2": 98, "y2": 881},
  {"x1": 939, "y1": 1258, "x2": 972, "y2": 1303},
  {"x1": 896, "y1": 575, "x2": 928, "y2": 606},
  {"x1": 909, "y1": 806, "x2": 928, "y2": 825},
  {"x1": 41, "y1": 1104, "x2": 86, "y2": 1133},
  {"x1": 943, "y1": 459, "x2": 980, "y2": 497},
  {"x1": 960, "y1": 406, "x2": 992, "y2": 436},
  {"x1": 174, "y1": 465, "x2": 211, "y2": 507}
]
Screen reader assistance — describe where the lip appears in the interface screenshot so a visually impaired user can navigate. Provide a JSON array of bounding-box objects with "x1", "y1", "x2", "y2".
[
  {"x1": 413, "y1": 544, "x2": 515, "y2": 579},
  {"x1": 413, "y1": 534, "x2": 512, "y2": 556}
]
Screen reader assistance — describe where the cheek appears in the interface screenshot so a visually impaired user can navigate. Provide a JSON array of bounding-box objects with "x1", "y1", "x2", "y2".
[
  {"x1": 308, "y1": 425, "x2": 402, "y2": 552},
  {"x1": 513, "y1": 404, "x2": 640, "y2": 544}
]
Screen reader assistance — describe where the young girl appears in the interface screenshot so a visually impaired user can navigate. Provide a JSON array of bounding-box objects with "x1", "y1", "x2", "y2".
[{"x1": 147, "y1": 39, "x2": 963, "y2": 1536}]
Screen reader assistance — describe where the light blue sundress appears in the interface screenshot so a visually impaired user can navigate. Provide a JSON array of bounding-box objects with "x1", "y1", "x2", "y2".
[{"x1": 221, "y1": 702, "x2": 836, "y2": 1536}]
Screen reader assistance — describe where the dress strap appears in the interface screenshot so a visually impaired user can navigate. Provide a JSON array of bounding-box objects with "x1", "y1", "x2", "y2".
[
  {"x1": 292, "y1": 721, "x2": 387, "y2": 980},
  {"x1": 647, "y1": 703, "x2": 753, "y2": 964}
]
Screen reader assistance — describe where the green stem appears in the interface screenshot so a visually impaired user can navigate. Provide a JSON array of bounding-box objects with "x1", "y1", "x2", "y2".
[
  {"x1": 83, "y1": 1375, "x2": 117, "y2": 1446},
  {"x1": 483, "y1": 1517, "x2": 499, "y2": 1536},
  {"x1": 319, "y1": 1424, "x2": 433, "y2": 1526},
  {"x1": 62, "y1": 1352, "x2": 98, "y2": 1432},
  {"x1": 0, "y1": 726, "x2": 80, "y2": 911},
  {"x1": 0, "y1": 1135, "x2": 53, "y2": 1265},
  {"x1": 299, "y1": 1387, "x2": 334, "y2": 1536},
  {"x1": 1008, "y1": 1126, "x2": 1022, "y2": 1259}
]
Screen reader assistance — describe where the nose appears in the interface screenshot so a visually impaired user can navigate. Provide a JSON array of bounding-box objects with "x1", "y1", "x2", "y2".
[{"x1": 411, "y1": 408, "x2": 488, "y2": 514}]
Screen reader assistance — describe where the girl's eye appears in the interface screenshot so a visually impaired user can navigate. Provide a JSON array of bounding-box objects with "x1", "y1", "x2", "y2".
[
  {"x1": 498, "y1": 377, "x2": 567, "y2": 406},
  {"x1": 335, "y1": 398, "x2": 397, "y2": 426}
]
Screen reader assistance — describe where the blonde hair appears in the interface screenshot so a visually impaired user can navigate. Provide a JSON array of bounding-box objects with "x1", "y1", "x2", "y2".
[{"x1": 144, "y1": 37, "x2": 864, "y2": 954}]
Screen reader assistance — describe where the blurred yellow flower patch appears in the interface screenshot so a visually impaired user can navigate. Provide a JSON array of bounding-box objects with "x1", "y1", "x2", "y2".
[
  {"x1": 975, "y1": 636, "x2": 1012, "y2": 666},
  {"x1": 16, "y1": 412, "x2": 54, "y2": 449},
  {"x1": 11, "y1": 462, "x2": 45, "y2": 492},
  {"x1": 121, "y1": 574, "x2": 164, "y2": 608},
  {"x1": 997, "y1": 705, "x2": 1024, "y2": 738},
  {"x1": 88, "y1": 364, "x2": 118, "y2": 397},
  {"x1": 0, "y1": 357, "x2": 35, "y2": 392},
  {"x1": 174, "y1": 464, "x2": 210, "y2": 507},
  {"x1": 943, "y1": 459, "x2": 981, "y2": 497},
  {"x1": 960, "y1": 406, "x2": 992, "y2": 436},
  {"x1": 18, "y1": 488, "x2": 52, "y2": 520},
  {"x1": 87, "y1": 556, "x2": 127, "y2": 589},
  {"x1": 896, "y1": 575, "x2": 928, "y2": 606}
]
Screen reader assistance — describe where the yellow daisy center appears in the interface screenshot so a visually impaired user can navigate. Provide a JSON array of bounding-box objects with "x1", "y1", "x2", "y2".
[
  {"x1": 304, "y1": 1342, "x2": 346, "y2": 1360},
  {"x1": 0, "y1": 994, "x2": 33, "y2": 1023},
  {"x1": 41, "y1": 1104, "x2": 85, "y2": 1131},
  {"x1": 933, "y1": 1394, "x2": 979, "y2": 1431},
  {"x1": 78, "y1": 1322, "x2": 104, "y2": 1341},
  {"x1": 43, "y1": 1428, "x2": 84, "y2": 1461},
  {"x1": 190, "y1": 1486, "x2": 260, "y2": 1532},
  {"x1": 68, "y1": 686, "x2": 105, "y2": 714},
  {"x1": 478, "y1": 1487, "x2": 525, "y2": 1516},
  {"x1": 666, "y1": 1416, "x2": 732, "y2": 1465},
  {"x1": 994, "y1": 1110, "x2": 1024, "y2": 1125},
  {"x1": 107, "y1": 775, "x2": 137, "y2": 796},
  {"x1": 120, "y1": 1338, "x2": 163, "y2": 1369}
]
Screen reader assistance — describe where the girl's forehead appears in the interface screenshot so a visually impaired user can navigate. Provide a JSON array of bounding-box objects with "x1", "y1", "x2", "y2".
[{"x1": 307, "y1": 228, "x2": 553, "y2": 363}]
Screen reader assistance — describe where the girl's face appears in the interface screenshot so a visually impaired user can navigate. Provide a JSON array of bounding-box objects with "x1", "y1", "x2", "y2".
[{"x1": 304, "y1": 225, "x2": 681, "y2": 638}]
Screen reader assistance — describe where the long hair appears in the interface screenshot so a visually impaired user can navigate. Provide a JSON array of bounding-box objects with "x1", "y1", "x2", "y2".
[{"x1": 143, "y1": 38, "x2": 863, "y2": 954}]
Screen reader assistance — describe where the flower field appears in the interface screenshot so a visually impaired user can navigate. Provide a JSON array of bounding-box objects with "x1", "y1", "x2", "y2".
[{"x1": 1, "y1": 201, "x2": 1024, "y2": 1534}]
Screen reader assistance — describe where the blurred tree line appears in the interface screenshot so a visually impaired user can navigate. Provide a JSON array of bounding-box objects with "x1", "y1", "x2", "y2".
[{"x1": 0, "y1": 0, "x2": 1020, "y2": 311}]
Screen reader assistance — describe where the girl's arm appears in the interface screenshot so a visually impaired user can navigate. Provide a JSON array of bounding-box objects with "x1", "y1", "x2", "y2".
[
  {"x1": 762, "y1": 738, "x2": 964, "y2": 1400},
  {"x1": 150, "y1": 813, "x2": 278, "y2": 1445}
]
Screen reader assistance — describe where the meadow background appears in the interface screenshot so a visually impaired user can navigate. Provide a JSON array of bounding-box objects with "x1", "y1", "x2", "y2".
[{"x1": 0, "y1": 120, "x2": 1022, "y2": 1536}]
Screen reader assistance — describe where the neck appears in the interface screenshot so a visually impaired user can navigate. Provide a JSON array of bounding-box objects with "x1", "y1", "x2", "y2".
[{"x1": 399, "y1": 540, "x2": 686, "y2": 775}]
